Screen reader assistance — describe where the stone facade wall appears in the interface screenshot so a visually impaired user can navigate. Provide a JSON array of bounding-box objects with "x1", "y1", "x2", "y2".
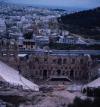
[{"x1": 28, "y1": 54, "x2": 92, "y2": 80}]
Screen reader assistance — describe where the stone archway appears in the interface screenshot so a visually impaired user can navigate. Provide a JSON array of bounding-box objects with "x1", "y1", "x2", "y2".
[
  {"x1": 70, "y1": 69, "x2": 74, "y2": 79},
  {"x1": 57, "y1": 70, "x2": 61, "y2": 76},
  {"x1": 43, "y1": 70, "x2": 48, "y2": 79}
]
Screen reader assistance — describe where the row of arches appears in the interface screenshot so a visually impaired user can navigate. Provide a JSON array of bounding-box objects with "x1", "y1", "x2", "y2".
[
  {"x1": 33, "y1": 57, "x2": 85, "y2": 65},
  {"x1": 42, "y1": 69, "x2": 75, "y2": 80},
  {"x1": 42, "y1": 69, "x2": 89, "y2": 80}
]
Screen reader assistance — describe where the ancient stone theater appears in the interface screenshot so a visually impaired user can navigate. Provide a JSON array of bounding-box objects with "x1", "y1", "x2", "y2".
[{"x1": 28, "y1": 51, "x2": 92, "y2": 81}]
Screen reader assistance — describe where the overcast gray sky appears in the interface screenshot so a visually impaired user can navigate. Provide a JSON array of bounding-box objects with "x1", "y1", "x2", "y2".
[{"x1": 7, "y1": 0, "x2": 100, "y2": 8}]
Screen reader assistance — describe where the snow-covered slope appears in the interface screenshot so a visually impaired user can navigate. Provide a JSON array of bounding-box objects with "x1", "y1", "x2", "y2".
[{"x1": 0, "y1": 61, "x2": 39, "y2": 91}]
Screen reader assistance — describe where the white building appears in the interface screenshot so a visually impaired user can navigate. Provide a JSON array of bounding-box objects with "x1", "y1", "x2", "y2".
[
  {"x1": 58, "y1": 35, "x2": 87, "y2": 45},
  {"x1": 59, "y1": 36, "x2": 77, "y2": 44},
  {"x1": 35, "y1": 36, "x2": 49, "y2": 46}
]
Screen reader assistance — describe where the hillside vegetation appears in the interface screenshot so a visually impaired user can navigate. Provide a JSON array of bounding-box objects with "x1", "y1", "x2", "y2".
[{"x1": 58, "y1": 7, "x2": 100, "y2": 40}]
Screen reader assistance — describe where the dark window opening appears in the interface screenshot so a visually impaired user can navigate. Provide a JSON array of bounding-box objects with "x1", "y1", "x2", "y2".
[
  {"x1": 80, "y1": 59, "x2": 84, "y2": 64},
  {"x1": 71, "y1": 59, "x2": 75, "y2": 64},
  {"x1": 65, "y1": 67, "x2": 67, "y2": 69},
  {"x1": 43, "y1": 70, "x2": 47, "y2": 79},
  {"x1": 53, "y1": 59, "x2": 56, "y2": 63},
  {"x1": 35, "y1": 57, "x2": 39, "y2": 63},
  {"x1": 63, "y1": 59, "x2": 67, "y2": 64},
  {"x1": 70, "y1": 69, "x2": 74, "y2": 79},
  {"x1": 58, "y1": 58, "x2": 62, "y2": 65},
  {"x1": 44, "y1": 58, "x2": 48, "y2": 62},
  {"x1": 57, "y1": 70, "x2": 61, "y2": 76}
]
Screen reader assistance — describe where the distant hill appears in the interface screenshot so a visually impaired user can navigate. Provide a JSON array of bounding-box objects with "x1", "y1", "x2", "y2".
[{"x1": 58, "y1": 7, "x2": 100, "y2": 40}]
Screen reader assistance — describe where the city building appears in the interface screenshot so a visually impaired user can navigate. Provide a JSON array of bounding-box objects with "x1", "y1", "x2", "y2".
[{"x1": 23, "y1": 39, "x2": 36, "y2": 50}]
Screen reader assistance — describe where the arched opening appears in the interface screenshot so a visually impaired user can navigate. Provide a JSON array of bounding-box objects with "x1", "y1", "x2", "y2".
[
  {"x1": 63, "y1": 59, "x2": 67, "y2": 64},
  {"x1": 62, "y1": 71, "x2": 65, "y2": 75},
  {"x1": 43, "y1": 70, "x2": 47, "y2": 79},
  {"x1": 70, "y1": 69, "x2": 74, "y2": 79},
  {"x1": 58, "y1": 58, "x2": 62, "y2": 65},
  {"x1": 57, "y1": 70, "x2": 61, "y2": 76}
]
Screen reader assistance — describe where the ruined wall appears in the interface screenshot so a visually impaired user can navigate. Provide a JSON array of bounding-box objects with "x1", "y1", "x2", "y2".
[{"x1": 28, "y1": 54, "x2": 92, "y2": 81}]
